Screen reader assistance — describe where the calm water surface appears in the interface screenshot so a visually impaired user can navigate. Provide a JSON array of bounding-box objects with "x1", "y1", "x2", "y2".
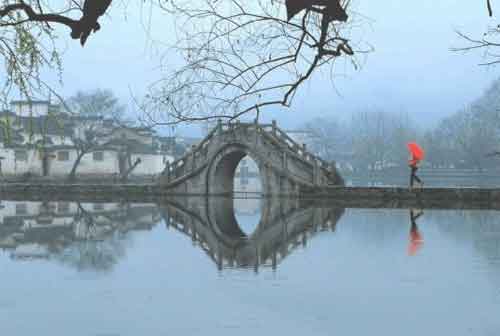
[{"x1": 1, "y1": 198, "x2": 499, "y2": 336}]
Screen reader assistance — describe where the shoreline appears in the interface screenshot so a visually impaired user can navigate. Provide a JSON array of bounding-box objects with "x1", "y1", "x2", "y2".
[{"x1": 1, "y1": 183, "x2": 500, "y2": 209}]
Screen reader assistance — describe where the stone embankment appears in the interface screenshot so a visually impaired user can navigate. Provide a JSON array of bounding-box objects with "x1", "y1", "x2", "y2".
[
  {"x1": 307, "y1": 186, "x2": 500, "y2": 209},
  {"x1": 0, "y1": 183, "x2": 163, "y2": 202},
  {"x1": 2, "y1": 184, "x2": 500, "y2": 209}
]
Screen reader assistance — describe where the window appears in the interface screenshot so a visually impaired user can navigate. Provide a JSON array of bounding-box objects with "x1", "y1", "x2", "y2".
[
  {"x1": 14, "y1": 150, "x2": 28, "y2": 162},
  {"x1": 15, "y1": 203, "x2": 28, "y2": 215},
  {"x1": 93, "y1": 151, "x2": 104, "y2": 161},
  {"x1": 57, "y1": 151, "x2": 69, "y2": 161}
]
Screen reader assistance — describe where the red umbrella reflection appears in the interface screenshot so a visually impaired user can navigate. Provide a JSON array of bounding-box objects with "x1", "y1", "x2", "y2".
[{"x1": 408, "y1": 209, "x2": 424, "y2": 256}]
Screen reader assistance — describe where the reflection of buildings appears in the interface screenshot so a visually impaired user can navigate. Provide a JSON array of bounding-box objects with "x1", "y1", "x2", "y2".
[
  {"x1": 0, "y1": 200, "x2": 160, "y2": 269},
  {"x1": 233, "y1": 197, "x2": 261, "y2": 216},
  {"x1": 234, "y1": 156, "x2": 261, "y2": 193},
  {"x1": 1, "y1": 196, "x2": 346, "y2": 272}
]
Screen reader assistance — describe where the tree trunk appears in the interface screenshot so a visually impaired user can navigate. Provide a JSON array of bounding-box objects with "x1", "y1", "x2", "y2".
[
  {"x1": 68, "y1": 151, "x2": 86, "y2": 182},
  {"x1": 120, "y1": 158, "x2": 141, "y2": 182}
]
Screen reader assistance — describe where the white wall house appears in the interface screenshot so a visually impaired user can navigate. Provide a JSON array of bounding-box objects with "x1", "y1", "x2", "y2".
[
  {"x1": 44, "y1": 148, "x2": 121, "y2": 177},
  {"x1": 9, "y1": 100, "x2": 57, "y2": 117},
  {"x1": 0, "y1": 100, "x2": 174, "y2": 180},
  {"x1": 0, "y1": 145, "x2": 43, "y2": 176}
]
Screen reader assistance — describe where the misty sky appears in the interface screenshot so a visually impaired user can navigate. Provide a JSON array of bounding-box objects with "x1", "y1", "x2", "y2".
[{"x1": 43, "y1": 0, "x2": 500, "y2": 134}]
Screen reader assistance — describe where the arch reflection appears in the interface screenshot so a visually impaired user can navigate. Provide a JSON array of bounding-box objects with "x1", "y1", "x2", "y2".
[
  {"x1": 0, "y1": 197, "x2": 345, "y2": 272},
  {"x1": 159, "y1": 197, "x2": 345, "y2": 271}
]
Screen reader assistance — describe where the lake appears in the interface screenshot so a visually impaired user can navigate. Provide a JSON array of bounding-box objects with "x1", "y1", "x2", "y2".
[{"x1": 1, "y1": 197, "x2": 499, "y2": 336}]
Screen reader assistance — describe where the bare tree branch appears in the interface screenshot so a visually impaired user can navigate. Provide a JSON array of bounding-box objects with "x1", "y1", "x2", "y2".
[
  {"x1": 139, "y1": 0, "x2": 367, "y2": 126},
  {"x1": 0, "y1": 2, "x2": 78, "y2": 30}
]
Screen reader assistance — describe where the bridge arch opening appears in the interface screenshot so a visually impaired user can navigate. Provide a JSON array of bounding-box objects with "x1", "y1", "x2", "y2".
[
  {"x1": 211, "y1": 147, "x2": 263, "y2": 196},
  {"x1": 234, "y1": 155, "x2": 262, "y2": 196}
]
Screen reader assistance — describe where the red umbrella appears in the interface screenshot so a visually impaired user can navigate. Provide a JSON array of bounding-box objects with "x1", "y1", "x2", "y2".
[{"x1": 407, "y1": 142, "x2": 425, "y2": 161}]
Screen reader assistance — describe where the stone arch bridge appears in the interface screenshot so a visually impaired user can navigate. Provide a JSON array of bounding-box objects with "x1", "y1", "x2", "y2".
[
  {"x1": 159, "y1": 197, "x2": 344, "y2": 270},
  {"x1": 159, "y1": 121, "x2": 344, "y2": 196}
]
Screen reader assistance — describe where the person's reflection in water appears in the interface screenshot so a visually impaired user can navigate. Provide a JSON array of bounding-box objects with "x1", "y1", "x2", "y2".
[{"x1": 408, "y1": 209, "x2": 424, "y2": 256}]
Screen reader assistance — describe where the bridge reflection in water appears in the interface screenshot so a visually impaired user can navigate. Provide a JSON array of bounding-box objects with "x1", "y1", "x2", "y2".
[
  {"x1": 0, "y1": 197, "x2": 344, "y2": 271},
  {"x1": 161, "y1": 197, "x2": 344, "y2": 271}
]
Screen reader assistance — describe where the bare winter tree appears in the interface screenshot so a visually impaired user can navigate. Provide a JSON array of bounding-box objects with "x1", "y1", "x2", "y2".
[
  {"x1": 1, "y1": 0, "x2": 363, "y2": 125},
  {"x1": 139, "y1": 0, "x2": 365, "y2": 126},
  {"x1": 64, "y1": 89, "x2": 123, "y2": 181},
  {"x1": 69, "y1": 89, "x2": 126, "y2": 120},
  {"x1": 303, "y1": 111, "x2": 419, "y2": 173},
  {"x1": 303, "y1": 116, "x2": 347, "y2": 161},
  {"x1": 452, "y1": 29, "x2": 500, "y2": 66},
  {"x1": 67, "y1": 116, "x2": 114, "y2": 181},
  {"x1": 452, "y1": 0, "x2": 500, "y2": 65},
  {"x1": 67, "y1": 117, "x2": 144, "y2": 182}
]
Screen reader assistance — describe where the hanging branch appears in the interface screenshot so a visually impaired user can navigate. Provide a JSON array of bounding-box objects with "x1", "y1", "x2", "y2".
[
  {"x1": 0, "y1": 0, "x2": 113, "y2": 45},
  {"x1": 0, "y1": 2, "x2": 78, "y2": 29},
  {"x1": 139, "y1": 0, "x2": 367, "y2": 126}
]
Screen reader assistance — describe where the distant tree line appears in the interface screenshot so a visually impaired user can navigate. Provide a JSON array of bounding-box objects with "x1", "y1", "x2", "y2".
[{"x1": 304, "y1": 77, "x2": 500, "y2": 172}]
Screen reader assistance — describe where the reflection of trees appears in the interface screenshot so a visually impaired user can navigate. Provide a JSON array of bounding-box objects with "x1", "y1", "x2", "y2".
[
  {"x1": 428, "y1": 210, "x2": 500, "y2": 283},
  {"x1": 56, "y1": 233, "x2": 128, "y2": 272},
  {"x1": 57, "y1": 203, "x2": 159, "y2": 271}
]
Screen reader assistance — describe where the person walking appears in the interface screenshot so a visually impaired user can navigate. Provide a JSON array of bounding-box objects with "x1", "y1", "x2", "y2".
[
  {"x1": 409, "y1": 158, "x2": 422, "y2": 189},
  {"x1": 407, "y1": 142, "x2": 425, "y2": 189}
]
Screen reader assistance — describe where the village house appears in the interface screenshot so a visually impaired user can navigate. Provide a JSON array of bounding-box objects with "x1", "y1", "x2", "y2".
[{"x1": 0, "y1": 100, "x2": 175, "y2": 181}]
